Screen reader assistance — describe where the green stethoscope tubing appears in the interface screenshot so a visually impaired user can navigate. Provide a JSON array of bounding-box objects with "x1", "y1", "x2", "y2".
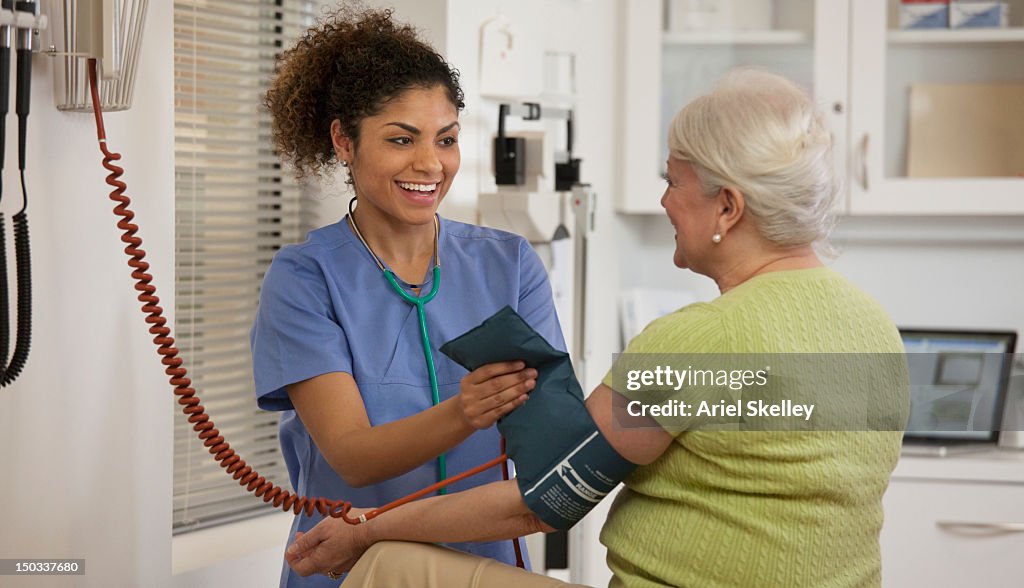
[
  {"x1": 348, "y1": 199, "x2": 448, "y2": 493},
  {"x1": 382, "y1": 266, "x2": 447, "y2": 490}
]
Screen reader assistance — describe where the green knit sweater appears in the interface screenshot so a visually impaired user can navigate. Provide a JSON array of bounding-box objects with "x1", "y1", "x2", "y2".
[{"x1": 601, "y1": 267, "x2": 908, "y2": 588}]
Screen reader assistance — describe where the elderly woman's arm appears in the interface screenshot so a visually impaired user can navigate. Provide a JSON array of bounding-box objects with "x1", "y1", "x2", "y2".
[{"x1": 285, "y1": 384, "x2": 673, "y2": 577}]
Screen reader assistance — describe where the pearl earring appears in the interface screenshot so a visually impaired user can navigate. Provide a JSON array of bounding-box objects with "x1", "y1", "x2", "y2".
[
  {"x1": 712, "y1": 233, "x2": 722, "y2": 244},
  {"x1": 341, "y1": 160, "x2": 349, "y2": 167}
]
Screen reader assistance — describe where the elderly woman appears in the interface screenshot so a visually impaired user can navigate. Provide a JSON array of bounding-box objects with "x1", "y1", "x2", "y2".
[{"x1": 284, "y1": 70, "x2": 909, "y2": 588}]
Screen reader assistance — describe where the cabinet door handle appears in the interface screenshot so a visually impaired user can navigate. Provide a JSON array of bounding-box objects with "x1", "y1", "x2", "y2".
[
  {"x1": 937, "y1": 520, "x2": 1024, "y2": 533},
  {"x1": 859, "y1": 133, "x2": 869, "y2": 192}
]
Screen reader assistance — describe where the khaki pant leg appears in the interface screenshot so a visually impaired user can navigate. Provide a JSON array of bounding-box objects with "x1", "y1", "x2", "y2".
[{"x1": 344, "y1": 541, "x2": 592, "y2": 588}]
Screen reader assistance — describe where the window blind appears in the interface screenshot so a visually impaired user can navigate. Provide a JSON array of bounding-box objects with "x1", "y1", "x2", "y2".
[{"x1": 173, "y1": 0, "x2": 315, "y2": 533}]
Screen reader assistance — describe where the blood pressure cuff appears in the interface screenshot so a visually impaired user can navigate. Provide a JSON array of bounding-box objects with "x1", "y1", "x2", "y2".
[{"x1": 439, "y1": 306, "x2": 637, "y2": 530}]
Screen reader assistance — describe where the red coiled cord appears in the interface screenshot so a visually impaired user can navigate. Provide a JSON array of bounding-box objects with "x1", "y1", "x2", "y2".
[
  {"x1": 85, "y1": 59, "x2": 509, "y2": 527},
  {"x1": 86, "y1": 58, "x2": 350, "y2": 521}
]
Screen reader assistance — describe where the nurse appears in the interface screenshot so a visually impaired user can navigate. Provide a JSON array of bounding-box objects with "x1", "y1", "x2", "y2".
[{"x1": 251, "y1": 6, "x2": 565, "y2": 587}]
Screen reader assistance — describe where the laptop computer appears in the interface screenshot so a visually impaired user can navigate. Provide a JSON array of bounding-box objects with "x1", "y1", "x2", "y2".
[{"x1": 899, "y1": 329, "x2": 1017, "y2": 457}]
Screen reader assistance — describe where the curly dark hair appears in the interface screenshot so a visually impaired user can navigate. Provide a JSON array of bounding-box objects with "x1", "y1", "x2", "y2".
[{"x1": 264, "y1": 6, "x2": 465, "y2": 179}]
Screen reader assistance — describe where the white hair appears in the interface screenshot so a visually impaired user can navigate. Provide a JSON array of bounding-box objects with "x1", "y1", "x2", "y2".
[{"x1": 668, "y1": 68, "x2": 839, "y2": 249}]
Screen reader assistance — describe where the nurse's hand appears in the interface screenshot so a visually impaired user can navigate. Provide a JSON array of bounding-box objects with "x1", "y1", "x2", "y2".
[
  {"x1": 458, "y1": 361, "x2": 537, "y2": 429},
  {"x1": 285, "y1": 511, "x2": 373, "y2": 577}
]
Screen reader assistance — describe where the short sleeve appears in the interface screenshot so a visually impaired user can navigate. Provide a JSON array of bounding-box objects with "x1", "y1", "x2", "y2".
[
  {"x1": 250, "y1": 247, "x2": 352, "y2": 411},
  {"x1": 516, "y1": 238, "x2": 568, "y2": 353}
]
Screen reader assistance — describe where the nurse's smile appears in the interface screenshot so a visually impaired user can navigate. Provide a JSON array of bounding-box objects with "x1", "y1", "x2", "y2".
[{"x1": 395, "y1": 180, "x2": 441, "y2": 205}]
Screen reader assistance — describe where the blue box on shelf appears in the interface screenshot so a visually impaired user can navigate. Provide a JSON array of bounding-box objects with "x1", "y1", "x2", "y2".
[
  {"x1": 899, "y1": 1, "x2": 951, "y2": 29},
  {"x1": 950, "y1": 2, "x2": 1009, "y2": 28}
]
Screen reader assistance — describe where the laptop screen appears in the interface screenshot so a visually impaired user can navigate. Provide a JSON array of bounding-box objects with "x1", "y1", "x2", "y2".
[{"x1": 900, "y1": 329, "x2": 1017, "y2": 443}]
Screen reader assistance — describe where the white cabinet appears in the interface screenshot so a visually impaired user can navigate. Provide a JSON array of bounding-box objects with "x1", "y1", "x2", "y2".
[
  {"x1": 881, "y1": 451, "x2": 1024, "y2": 587},
  {"x1": 848, "y1": 0, "x2": 1024, "y2": 215},
  {"x1": 621, "y1": 0, "x2": 1024, "y2": 216},
  {"x1": 620, "y1": 0, "x2": 848, "y2": 214}
]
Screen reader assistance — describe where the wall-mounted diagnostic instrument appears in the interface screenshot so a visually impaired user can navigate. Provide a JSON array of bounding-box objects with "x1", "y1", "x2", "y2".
[{"x1": 0, "y1": 0, "x2": 47, "y2": 387}]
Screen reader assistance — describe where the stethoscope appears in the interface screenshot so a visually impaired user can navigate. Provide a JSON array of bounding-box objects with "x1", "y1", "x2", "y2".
[{"x1": 346, "y1": 197, "x2": 448, "y2": 491}]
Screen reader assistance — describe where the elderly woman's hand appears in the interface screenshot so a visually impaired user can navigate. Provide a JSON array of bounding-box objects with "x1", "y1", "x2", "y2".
[{"x1": 285, "y1": 509, "x2": 374, "y2": 578}]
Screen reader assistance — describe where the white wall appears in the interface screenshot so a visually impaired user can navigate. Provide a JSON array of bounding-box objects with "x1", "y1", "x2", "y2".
[{"x1": 0, "y1": 1, "x2": 175, "y2": 586}]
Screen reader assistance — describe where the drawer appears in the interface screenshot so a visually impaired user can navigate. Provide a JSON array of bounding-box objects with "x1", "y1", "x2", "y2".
[{"x1": 881, "y1": 480, "x2": 1024, "y2": 587}]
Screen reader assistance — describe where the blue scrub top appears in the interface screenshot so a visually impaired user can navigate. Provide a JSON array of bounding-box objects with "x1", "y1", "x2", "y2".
[{"x1": 251, "y1": 216, "x2": 566, "y2": 587}]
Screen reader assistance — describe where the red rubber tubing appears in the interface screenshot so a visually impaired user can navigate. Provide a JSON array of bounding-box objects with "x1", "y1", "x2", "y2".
[{"x1": 85, "y1": 59, "x2": 506, "y2": 526}]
